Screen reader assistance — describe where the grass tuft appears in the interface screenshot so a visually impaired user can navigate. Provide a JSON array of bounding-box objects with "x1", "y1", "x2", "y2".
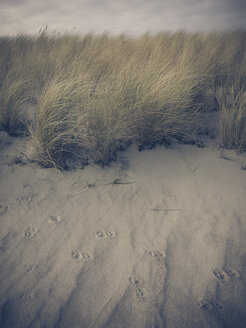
[
  {"x1": 216, "y1": 73, "x2": 246, "y2": 151},
  {"x1": 0, "y1": 69, "x2": 33, "y2": 135},
  {"x1": 0, "y1": 30, "x2": 245, "y2": 167}
]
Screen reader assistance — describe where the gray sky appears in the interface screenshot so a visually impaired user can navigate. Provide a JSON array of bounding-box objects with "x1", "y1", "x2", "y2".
[{"x1": 0, "y1": 0, "x2": 245, "y2": 36}]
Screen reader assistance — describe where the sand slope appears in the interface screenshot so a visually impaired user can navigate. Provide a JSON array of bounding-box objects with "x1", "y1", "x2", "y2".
[{"x1": 0, "y1": 131, "x2": 246, "y2": 328}]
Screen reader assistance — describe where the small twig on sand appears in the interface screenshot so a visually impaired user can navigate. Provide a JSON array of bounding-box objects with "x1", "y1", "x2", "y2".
[
  {"x1": 112, "y1": 178, "x2": 136, "y2": 185},
  {"x1": 71, "y1": 187, "x2": 90, "y2": 198},
  {"x1": 72, "y1": 175, "x2": 136, "y2": 199},
  {"x1": 72, "y1": 178, "x2": 136, "y2": 199},
  {"x1": 150, "y1": 208, "x2": 181, "y2": 212},
  {"x1": 71, "y1": 179, "x2": 98, "y2": 198},
  {"x1": 219, "y1": 154, "x2": 236, "y2": 161}
]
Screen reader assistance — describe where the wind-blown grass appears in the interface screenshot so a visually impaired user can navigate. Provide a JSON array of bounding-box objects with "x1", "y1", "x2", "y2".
[
  {"x1": 0, "y1": 69, "x2": 32, "y2": 135},
  {"x1": 0, "y1": 30, "x2": 245, "y2": 167},
  {"x1": 216, "y1": 73, "x2": 246, "y2": 151}
]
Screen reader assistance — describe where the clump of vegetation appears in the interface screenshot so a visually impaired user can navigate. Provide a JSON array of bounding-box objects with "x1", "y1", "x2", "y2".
[
  {"x1": 0, "y1": 30, "x2": 245, "y2": 167},
  {"x1": 216, "y1": 73, "x2": 246, "y2": 152},
  {"x1": 0, "y1": 69, "x2": 32, "y2": 135}
]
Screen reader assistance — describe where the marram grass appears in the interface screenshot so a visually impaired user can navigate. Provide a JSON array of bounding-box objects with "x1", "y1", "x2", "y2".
[
  {"x1": 0, "y1": 30, "x2": 245, "y2": 168},
  {"x1": 216, "y1": 73, "x2": 246, "y2": 152}
]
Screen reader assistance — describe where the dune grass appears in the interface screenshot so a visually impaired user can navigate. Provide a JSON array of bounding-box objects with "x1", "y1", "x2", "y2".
[
  {"x1": 216, "y1": 73, "x2": 246, "y2": 152},
  {"x1": 0, "y1": 30, "x2": 245, "y2": 167},
  {"x1": 0, "y1": 68, "x2": 33, "y2": 135}
]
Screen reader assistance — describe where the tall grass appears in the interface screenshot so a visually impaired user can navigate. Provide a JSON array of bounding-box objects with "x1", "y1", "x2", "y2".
[
  {"x1": 0, "y1": 30, "x2": 245, "y2": 167},
  {"x1": 0, "y1": 68, "x2": 33, "y2": 135},
  {"x1": 216, "y1": 73, "x2": 246, "y2": 151}
]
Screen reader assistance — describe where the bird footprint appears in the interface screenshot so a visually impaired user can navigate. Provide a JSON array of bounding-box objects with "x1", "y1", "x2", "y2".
[
  {"x1": 198, "y1": 300, "x2": 222, "y2": 311},
  {"x1": 71, "y1": 250, "x2": 82, "y2": 259},
  {"x1": 226, "y1": 268, "x2": 241, "y2": 279},
  {"x1": 24, "y1": 264, "x2": 34, "y2": 272},
  {"x1": 106, "y1": 231, "x2": 116, "y2": 238},
  {"x1": 135, "y1": 287, "x2": 147, "y2": 299},
  {"x1": 128, "y1": 275, "x2": 144, "y2": 287},
  {"x1": 96, "y1": 230, "x2": 116, "y2": 239},
  {"x1": 24, "y1": 228, "x2": 38, "y2": 239},
  {"x1": 0, "y1": 204, "x2": 8, "y2": 216},
  {"x1": 213, "y1": 268, "x2": 240, "y2": 283},
  {"x1": 213, "y1": 269, "x2": 230, "y2": 282},
  {"x1": 71, "y1": 250, "x2": 93, "y2": 261},
  {"x1": 96, "y1": 231, "x2": 107, "y2": 239},
  {"x1": 128, "y1": 275, "x2": 146, "y2": 300},
  {"x1": 82, "y1": 252, "x2": 93, "y2": 260},
  {"x1": 48, "y1": 215, "x2": 61, "y2": 224},
  {"x1": 147, "y1": 250, "x2": 166, "y2": 262}
]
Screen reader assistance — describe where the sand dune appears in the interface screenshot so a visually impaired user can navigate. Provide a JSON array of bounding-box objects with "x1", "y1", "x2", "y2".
[{"x1": 0, "y1": 131, "x2": 246, "y2": 328}]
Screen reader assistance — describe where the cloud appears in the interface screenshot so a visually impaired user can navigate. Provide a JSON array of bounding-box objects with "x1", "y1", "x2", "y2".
[{"x1": 0, "y1": 0, "x2": 245, "y2": 36}]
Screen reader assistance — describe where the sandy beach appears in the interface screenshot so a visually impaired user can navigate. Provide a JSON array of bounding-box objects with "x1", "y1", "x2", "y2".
[{"x1": 0, "y1": 131, "x2": 246, "y2": 327}]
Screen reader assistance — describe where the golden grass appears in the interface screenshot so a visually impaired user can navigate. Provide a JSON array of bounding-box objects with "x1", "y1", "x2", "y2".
[
  {"x1": 216, "y1": 73, "x2": 246, "y2": 151},
  {"x1": 0, "y1": 68, "x2": 32, "y2": 135},
  {"x1": 0, "y1": 30, "x2": 245, "y2": 167}
]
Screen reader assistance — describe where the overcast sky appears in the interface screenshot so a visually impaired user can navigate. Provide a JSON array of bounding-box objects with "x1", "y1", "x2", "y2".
[{"x1": 0, "y1": 0, "x2": 245, "y2": 36}]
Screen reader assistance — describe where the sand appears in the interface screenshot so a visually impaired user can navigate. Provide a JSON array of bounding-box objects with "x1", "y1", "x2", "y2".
[{"x1": 0, "y1": 130, "x2": 246, "y2": 328}]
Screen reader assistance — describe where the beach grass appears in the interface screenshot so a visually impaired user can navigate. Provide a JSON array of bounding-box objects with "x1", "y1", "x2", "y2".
[{"x1": 0, "y1": 30, "x2": 245, "y2": 167}]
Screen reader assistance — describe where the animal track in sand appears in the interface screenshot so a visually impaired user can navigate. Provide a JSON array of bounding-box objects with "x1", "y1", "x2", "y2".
[
  {"x1": 16, "y1": 196, "x2": 32, "y2": 205},
  {"x1": 149, "y1": 250, "x2": 166, "y2": 258},
  {"x1": 135, "y1": 287, "x2": 147, "y2": 299},
  {"x1": 198, "y1": 300, "x2": 222, "y2": 311},
  {"x1": 147, "y1": 250, "x2": 166, "y2": 262},
  {"x1": 71, "y1": 250, "x2": 82, "y2": 259},
  {"x1": 226, "y1": 268, "x2": 241, "y2": 279},
  {"x1": 24, "y1": 264, "x2": 33, "y2": 272},
  {"x1": 82, "y1": 252, "x2": 93, "y2": 260},
  {"x1": 0, "y1": 204, "x2": 8, "y2": 216},
  {"x1": 213, "y1": 268, "x2": 240, "y2": 283},
  {"x1": 129, "y1": 275, "x2": 147, "y2": 300},
  {"x1": 96, "y1": 230, "x2": 116, "y2": 239},
  {"x1": 128, "y1": 276, "x2": 144, "y2": 287},
  {"x1": 213, "y1": 269, "x2": 230, "y2": 282},
  {"x1": 48, "y1": 215, "x2": 61, "y2": 224},
  {"x1": 24, "y1": 228, "x2": 38, "y2": 239},
  {"x1": 106, "y1": 231, "x2": 116, "y2": 238},
  {"x1": 71, "y1": 250, "x2": 93, "y2": 260},
  {"x1": 0, "y1": 235, "x2": 8, "y2": 251},
  {"x1": 96, "y1": 231, "x2": 108, "y2": 239}
]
